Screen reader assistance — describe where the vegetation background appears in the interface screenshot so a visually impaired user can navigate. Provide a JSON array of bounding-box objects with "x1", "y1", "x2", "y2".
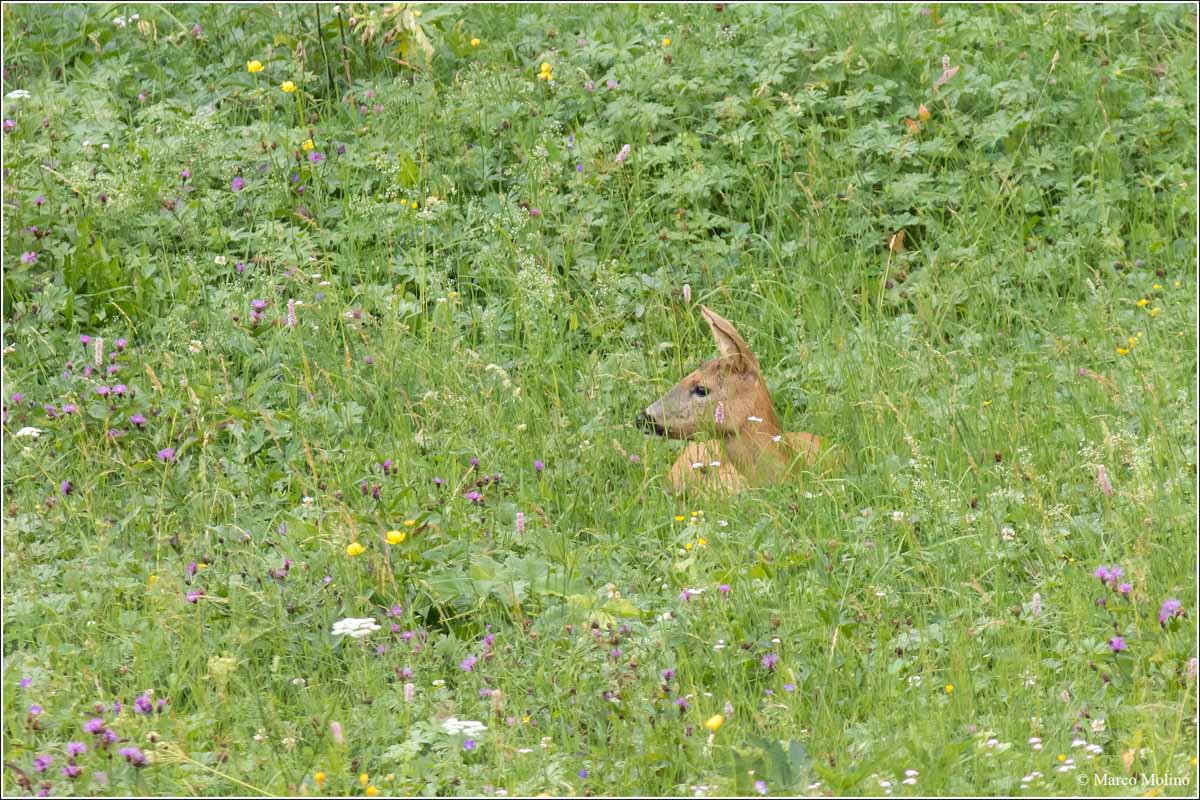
[{"x1": 2, "y1": 3, "x2": 1197, "y2": 796}]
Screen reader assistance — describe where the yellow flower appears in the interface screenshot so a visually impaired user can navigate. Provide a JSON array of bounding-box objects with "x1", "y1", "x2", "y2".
[
  {"x1": 1150, "y1": 307, "x2": 1161, "y2": 317},
  {"x1": 1127, "y1": 336, "x2": 1138, "y2": 347},
  {"x1": 674, "y1": 515, "x2": 685, "y2": 522},
  {"x1": 366, "y1": 787, "x2": 379, "y2": 797},
  {"x1": 690, "y1": 511, "x2": 698, "y2": 517},
  {"x1": 1117, "y1": 347, "x2": 1129, "y2": 355},
  {"x1": 537, "y1": 62, "x2": 553, "y2": 81},
  {"x1": 1136, "y1": 298, "x2": 1149, "y2": 307},
  {"x1": 662, "y1": 37, "x2": 671, "y2": 47},
  {"x1": 247, "y1": 60, "x2": 264, "y2": 74},
  {"x1": 281, "y1": 80, "x2": 297, "y2": 93},
  {"x1": 360, "y1": 773, "x2": 370, "y2": 786},
  {"x1": 696, "y1": 538, "x2": 707, "y2": 548},
  {"x1": 314, "y1": 771, "x2": 326, "y2": 786},
  {"x1": 410, "y1": 201, "x2": 418, "y2": 209},
  {"x1": 684, "y1": 542, "x2": 694, "y2": 551},
  {"x1": 386, "y1": 530, "x2": 406, "y2": 545},
  {"x1": 346, "y1": 542, "x2": 365, "y2": 556},
  {"x1": 944, "y1": 684, "x2": 954, "y2": 694},
  {"x1": 302, "y1": 138, "x2": 315, "y2": 152},
  {"x1": 1152, "y1": 283, "x2": 1162, "y2": 290},
  {"x1": 1057, "y1": 754, "x2": 1067, "y2": 762},
  {"x1": 471, "y1": 38, "x2": 481, "y2": 47},
  {"x1": 404, "y1": 519, "x2": 417, "y2": 527},
  {"x1": 704, "y1": 714, "x2": 724, "y2": 732},
  {"x1": 147, "y1": 574, "x2": 158, "y2": 589}
]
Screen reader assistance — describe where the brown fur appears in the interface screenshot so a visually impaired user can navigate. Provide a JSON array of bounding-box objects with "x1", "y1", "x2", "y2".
[{"x1": 641, "y1": 306, "x2": 833, "y2": 494}]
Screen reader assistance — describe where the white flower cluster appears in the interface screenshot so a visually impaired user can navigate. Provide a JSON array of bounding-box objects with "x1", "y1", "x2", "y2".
[
  {"x1": 331, "y1": 617, "x2": 380, "y2": 639},
  {"x1": 441, "y1": 718, "x2": 487, "y2": 736}
]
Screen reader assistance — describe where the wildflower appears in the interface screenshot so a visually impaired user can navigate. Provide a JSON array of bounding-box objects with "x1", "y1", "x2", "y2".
[
  {"x1": 529, "y1": 207, "x2": 541, "y2": 217},
  {"x1": 662, "y1": 36, "x2": 671, "y2": 46},
  {"x1": 29, "y1": 703, "x2": 43, "y2": 716},
  {"x1": 2, "y1": 119, "x2": 14, "y2": 134},
  {"x1": 718, "y1": 583, "x2": 731, "y2": 597},
  {"x1": 704, "y1": 714, "x2": 724, "y2": 732},
  {"x1": 157, "y1": 447, "x2": 176, "y2": 462},
  {"x1": 331, "y1": 617, "x2": 380, "y2": 638},
  {"x1": 366, "y1": 787, "x2": 378, "y2": 797},
  {"x1": 130, "y1": 413, "x2": 146, "y2": 427},
  {"x1": 945, "y1": 684, "x2": 954, "y2": 694},
  {"x1": 443, "y1": 718, "x2": 488, "y2": 736},
  {"x1": 20, "y1": 251, "x2": 37, "y2": 265},
  {"x1": 60, "y1": 480, "x2": 72, "y2": 496},
  {"x1": 515, "y1": 511, "x2": 526, "y2": 533},
  {"x1": 537, "y1": 62, "x2": 553, "y2": 81},
  {"x1": 186, "y1": 590, "x2": 201, "y2": 603},
  {"x1": 119, "y1": 747, "x2": 148, "y2": 766},
  {"x1": 606, "y1": 79, "x2": 619, "y2": 90},
  {"x1": 281, "y1": 80, "x2": 296, "y2": 93},
  {"x1": 247, "y1": 60, "x2": 264, "y2": 74},
  {"x1": 1097, "y1": 464, "x2": 1113, "y2": 496},
  {"x1": 314, "y1": 772, "x2": 326, "y2": 786},
  {"x1": 1159, "y1": 598, "x2": 1183, "y2": 625},
  {"x1": 615, "y1": 143, "x2": 631, "y2": 164},
  {"x1": 465, "y1": 490, "x2": 483, "y2": 504},
  {"x1": 464, "y1": 739, "x2": 477, "y2": 750},
  {"x1": 33, "y1": 754, "x2": 52, "y2": 772},
  {"x1": 309, "y1": 151, "x2": 324, "y2": 164},
  {"x1": 460, "y1": 654, "x2": 478, "y2": 672},
  {"x1": 714, "y1": 401, "x2": 725, "y2": 425},
  {"x1": 1109, "y1": 636, "x2": 1127, "y2": 652},
  {"x1": 231, "y1": 176, "x2": 246, "y2": 192},
  {"x1": 761, "y1": 652, "x2": 779, "y2": 670},
  {"x1": 754, "y1": 780, "x2": 769, "y2": 795},
  {"x1": 133, "y1": 693, "x2": 153, "y2": 714},
  {"x1": 1118, "y1": 582, "x2": 1131, "y2": 596},
  {"x1": 346, "y1": 542, "x2": 365, "y2": 556},
  {"x1": 386, "y1": 530, "x2": 406, "y2": 545},
  {"x1": 84, "y1": 718, "x2": 106, "y2": 734},
  {"x1": 918, "y1": 103, "x2": 931, "y2": 122}
]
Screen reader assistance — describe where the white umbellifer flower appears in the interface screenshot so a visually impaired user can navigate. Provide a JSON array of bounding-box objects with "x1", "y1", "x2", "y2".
[
  {"x1": 892, "y1": 510, "x2": 905, "y2": 522},
  {"x1": 189, "y1": 340, "x2": 203, "y2": 353},
  {"x1": 331, "y1": 617, "x2": 380, "y2": 639},
  {"x1": 442, "y1": 717, "x2": 487, "y2": 736},
  {"x1": 14, "y1": 427, "x2": 44, "y2": 438},
  {"x1": 7, "y1": 89, "x2": 32, "y2": 99},
  {"x1": 1090, "y1": 718, "x2": 1106, "y2": 733}
]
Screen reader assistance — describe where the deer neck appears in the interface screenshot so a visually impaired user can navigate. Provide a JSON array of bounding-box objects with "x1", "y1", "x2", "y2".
[{"x1": 719, "y1": 404, "x2": 792, "y2": 484}]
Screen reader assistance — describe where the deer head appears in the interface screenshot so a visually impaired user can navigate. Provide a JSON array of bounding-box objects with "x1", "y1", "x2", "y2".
[{"x1": 638, "y1": 306, "x2": 783, "y2": 440}]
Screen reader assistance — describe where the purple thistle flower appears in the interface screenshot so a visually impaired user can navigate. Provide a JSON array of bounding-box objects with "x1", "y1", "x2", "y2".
[
  {"x1": 309, "y1": 151, "x2": 324, "y2": 164},
  {"x1": 434, "y1": 476, "x2": 444, "y2": 487},
  {"x1": 470, "y1": 457, "x2": 480, "y2": 468},
  {"x1": 718, "y1": 583, "x2": 731, "y2": 597},
  {"x1": 661, "y1": 668, "x2": 675, "y2": 682},
  {"x1": 133, "y1": 693, "x2": 153, "y2": 714},
  {"x1": 1117, "y1": 582, "x2": 1131, "y2": 596},
  {"x1": 96, "y1": 385, "x2": 110, "y2": 398},
  {"x1": 112, "y1": 383, "x2": 127, "y2": 396},
  {"x1": 84, "y1": 718, "x2": 105, "y2": 734},
  {"x1": 1109, "y1": 636, "x2": 1127, "y2": 652},
  {"x1": 534, "y1": 459, "x2": 545, "y2": 472},
  {"x1": 155, "y1": 698, "x2": 167, "y2": 713},
  {"x1": 610, "y1": 647, "x2": 622, "y2": 660},
  {"x1": 371, "y1": 484, "x2": 381, "y2": 500},
  {"x1": 130, "y1": 413, "x2": 146, "y2": 427},
  {"x1": 102, "y1": 727, "x2": 119, "y2": 744},
  {"x1": 29, "y1": 703, "x2": 43, "y2": 716},
  {"x1": 236, "y1": 261, "x2": 246, "y2": 274},
  {"x1": 391, "y1": 603, "x2": 403, "y2": 617},
  {"x1": 1159, "y1": 598, "x2": 1183, "y2": 625},
  {"x1": 115, "y1": 338, "x2": 127, "y2": 351},
  {"x1": 460, "y1": 654, "x2": 478, "y2": 672},
  {"x1": 61, "y1": 403, "x2": 78, "y2": 415},
  {"x1": 11, "y1": 392, "x2": 23, "y2": 405},
  {"x1": 80, "y1": 335, "x2": 92, "y2": 346},
  {"x1": 33, "y1": 754, "x2": 52, "y2": 773},
  {"x1": 2, "y1": 119, "x2": 15, "y2": 134},
  {"x1": 231, "y1": 176, "x2": 246, "y2": 192},
  {"x1": 465, "y1": 490, "x2": 483, "y2": 504},
  {"x1": 20, "y1": 251, "x2": 37, "y2": 264},
  {"x1": 60, "y1": 480, "x2": 72, "y2": 495},
  {"x1": 674, "y1": 696, "x2": 688, "y2": 712},
  {"x1": 34, "y1": 195, "x2": 46, "y2": 206},
  {"x1": 1094, "y1": 565, "x2": 1112, "y2": 583},
  {"x1": 251, "y1": 299, "x2": 267, "y2": 311},
  {"x1": 186, "y1": 590, "x2": 201, "y2": 603},
  {"x1": 61, "y1": 762, "x2": 83, "y2": 779},
  {"x1": 180, "y1": 168, "x2": 190, "y2": 180},
  {"x1": 20, "y1": 677, "x2": 32, "y2": 689},
  {"x1": 157, "y1": 447, "x2": 176, "y2": 462},
  {"x1": 119, "y1": 746, "x2": 147, "y2": 766},
  {"x1": 112, "y1": 699, "x2": 121, "y2": 715},
  {"x1": 66, "y1": 742, "x2": 87, "y2": 758},
  {"x1": 761, "y1": 652, "x2": 779, "y2": 670}
]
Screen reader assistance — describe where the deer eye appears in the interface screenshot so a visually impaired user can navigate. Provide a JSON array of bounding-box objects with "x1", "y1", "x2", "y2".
[{"x1": 691, "y1": 385, "x2": 710, "y2": 398}]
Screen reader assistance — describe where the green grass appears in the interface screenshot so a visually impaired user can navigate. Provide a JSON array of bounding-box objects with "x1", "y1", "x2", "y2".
[{"x1": 2, "y1": 3, "x2": 1197, "y2": 796}]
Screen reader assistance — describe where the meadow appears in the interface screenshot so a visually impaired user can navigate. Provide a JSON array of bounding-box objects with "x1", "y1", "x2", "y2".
[{"x1": 2, "y1": 3, "x2": 1197, "y2": 796}]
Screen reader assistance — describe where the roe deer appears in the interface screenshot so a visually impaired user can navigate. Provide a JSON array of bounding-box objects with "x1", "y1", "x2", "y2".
[{"x1": 637, "y1": 306, "x2": 832, "y2": 493}]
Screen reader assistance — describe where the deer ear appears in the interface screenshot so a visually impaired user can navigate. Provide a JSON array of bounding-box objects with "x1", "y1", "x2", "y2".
[{"x1": 700, "y1": 306, "x2": 759, "y2": 373}]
